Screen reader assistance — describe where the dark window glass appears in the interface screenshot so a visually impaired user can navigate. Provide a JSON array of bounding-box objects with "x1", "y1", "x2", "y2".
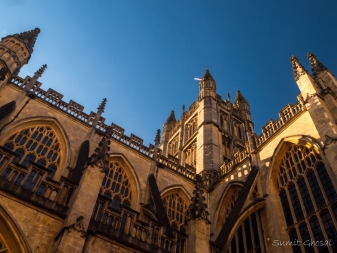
[
  {"x1": 230, "y1": 236, "x2": 237, "y2": 253},
  {"x1": 279, "y1": 189, "x2": 294, "y2": 227},
  {"x1": 244, "y1": 218, "x2": 253, "y2": 251},
  {"x1": 309, "y1": 216, "x2": 328, "y2": 253},
  {"x1": 111, "y1": 196, "x2": 121, "y2": 211},
  {"x1": 288, "y1": 184, "x2": 304, "y2": 221},
  {"x1": 299, "y1": 222, "x2": 315, "y2": 253},
  {"x1": 37, "y1": 184, "x2": 46, "y2": 196},
  {"x1": 320, "y1": 209, "x2": 337, "y2": 248},
  {"x1": 288, "y1": 228, "x2": 301, "y2": 253},
  {"x1": 307, "y1": 170, "x2": 325, "y2": 209},
  {"x1": 1, "y1": 168, "x2": 12, "y2": 179},
  {"x1": 15, "y1": 173, "x2": 25, "y2": 185},
  {"x1": 251, "y1": 212, "x2": 260, "y2": 248},
  {"x1": 316, "y1": 163, "x2": 337, "y2": 203},
  {"x1": 297, "y1": 177, "x2": 314, "y2": 215},
  {"x1": 237, "y1": 226, "x2": 244, "y2": 253}
]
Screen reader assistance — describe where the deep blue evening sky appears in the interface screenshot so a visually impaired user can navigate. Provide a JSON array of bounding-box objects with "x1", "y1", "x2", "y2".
[{"x1": 1, "y1": 1, "x2": 337, "y2": 146}]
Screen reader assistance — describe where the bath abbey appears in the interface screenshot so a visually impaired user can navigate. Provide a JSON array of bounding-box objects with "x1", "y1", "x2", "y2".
[{"x1": 1, "y1": 28, "x2": 337, "y2": 253}]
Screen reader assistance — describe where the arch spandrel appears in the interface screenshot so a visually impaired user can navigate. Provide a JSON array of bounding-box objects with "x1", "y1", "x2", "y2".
[
  {"x1": 0, "y1": 205, "x2": 32, "y2": 253},
  {"x1": 0, "y1": 117, "x2": 71, "y2": 181}
]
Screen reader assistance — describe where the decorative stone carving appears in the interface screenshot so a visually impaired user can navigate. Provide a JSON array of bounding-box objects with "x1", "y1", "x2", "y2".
[
  {"x1": 86, "y1": 127, "x2": 112, "y2": 172},
  {"x1": 290, "y1": 55, "x2": 308, "y2": 81},
  {"x1": 186, "y1": 174, "x2": 210, "y2": 223},
  {"x1": 307, "y1": 52, "x2": 327, "y2": 77}
]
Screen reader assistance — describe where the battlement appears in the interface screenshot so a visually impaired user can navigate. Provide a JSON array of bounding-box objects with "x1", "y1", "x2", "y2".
[{"x1": 255, "y1": 98, "x2": 304, "y2": 147}]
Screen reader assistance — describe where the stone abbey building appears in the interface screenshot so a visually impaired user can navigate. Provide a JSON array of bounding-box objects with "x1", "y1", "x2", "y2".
[{"x1": 1, "y1": 28, "x2": 337, "y2": 253}]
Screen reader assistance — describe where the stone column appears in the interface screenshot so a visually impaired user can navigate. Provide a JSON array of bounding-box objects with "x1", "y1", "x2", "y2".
[
  {"x1": 54, "y1": 133, "x2": 111, "y2": 253},
  {"x1": 186, "y1": 175, "x2": 211, "y2": 253},
  {"x1": 187, "y1": 219, "x2": 210, "y2": 253}
]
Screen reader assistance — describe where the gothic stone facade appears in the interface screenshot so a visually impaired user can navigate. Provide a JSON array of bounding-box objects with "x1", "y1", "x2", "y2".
[{"x1": 0, "y1": 29, "x2": 337, "y2": 253}]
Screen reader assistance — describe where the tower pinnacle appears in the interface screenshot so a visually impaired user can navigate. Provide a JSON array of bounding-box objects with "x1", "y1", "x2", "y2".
[
  {"x1": 165, "y1": 109, "x2": 176, "y2": 124},
  {"x1": 8, "y1": 28, "x2": 40, "y2": 53},
  {"x1": 307, "y1": 52, "x2": 327, "y2": 77},
  {"x1": 24, "y1": 64, "x2": 47, "y2": 92},
  {"x1": 97, "y1": 98, "x2": 107, "y2": 113},
  {"x1": 290, "y1": 55, "x2": 309, "y2": 81}
]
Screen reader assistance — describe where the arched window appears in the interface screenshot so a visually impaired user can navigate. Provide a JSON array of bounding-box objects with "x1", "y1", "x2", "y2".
[
  {"x1": 227, "y1": 211, "x2": 264, "y2": 253},
  {"x1": 277, "y1": 144, "x2": 337, "y2": 252},
  {"x1": 3, "y1": 125, "x2": 61, "y2": 179},
  {"x1": 100, "y1": 161, "x2": 132, "y2": 209},
  {"x1": 162, "y1": 192, "x2": 189, "y2": 232}
]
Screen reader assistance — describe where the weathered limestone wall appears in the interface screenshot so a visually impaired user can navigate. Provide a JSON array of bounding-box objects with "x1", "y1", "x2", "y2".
[{"x1": 0, "y1": 192, "x2": 63, "y2": 253}]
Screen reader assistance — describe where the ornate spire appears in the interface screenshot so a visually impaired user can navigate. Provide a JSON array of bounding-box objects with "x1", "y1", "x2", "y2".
[
  {"x1": 234, "y1": 90, "x2": 248, "y2": 104},
  {"x1": 290, "y1": 55, "x2": 309, "y2": 81},
  {"x1": 97, "y1": 98, "x2": 107, "y2": 113},
  {"x1": 186, "y1": 175, "x2": 210, "y2": 223},
  {"x1": 6, "y1": 28, "x2": 40, "y2": 53},
  {"x1": 165, "y1": 109, "x2": 176, "y2": 124},
  {"x1": 24, "y1": 64, "x2": 47, "y2": 91},
  {"x1": 35, "y1": 64, "x2": 47, "y2": 77},
  {"x1": 307, "y1": 52, "x2": 327, "y2": 77},
  {"x1": 154, "y1": 129, "x2": 161, "y2": 145},
  {"x1": 202, "y1": 69, "x2": 214, "y2": 81}
]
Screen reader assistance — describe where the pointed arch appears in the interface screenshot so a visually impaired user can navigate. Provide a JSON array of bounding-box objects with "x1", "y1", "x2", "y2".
[
  {"x1": 266, "y1": 135, "x2": 337, "y2": 252},
  {"x1": 0, "y1": 117, "x2": 71, "y2": 180},
  {"x1": 214, "y1": 181, "x2": 244, "y2": 235},
  {"x1": 105, "y1": 153, "x2": 141, "y2": 210},
  {"x1": 160, "y1": 185, "x2": 191, "y2": 232},
  {"x1": 0, "y1": 204, "x2": 32, "y2": 253}
]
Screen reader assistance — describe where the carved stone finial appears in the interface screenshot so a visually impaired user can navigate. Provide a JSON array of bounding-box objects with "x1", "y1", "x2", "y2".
[
  {"x1": 34, "y1": 64, "x2": 47, "y2": 77},
  {"x1": 165, "y1": 109, "x2": 176, "y2": 124},
  {"x1": 6, "y1": 28, "x2": 41, "y2": 53},
  {"x1": 97, "y1": 98, "x2": 107, "y2": 113},
  {"x1": 182, "y1": 104, "x2": 185, "y2": 113},
  {"x1": 186, "y1": 174, "x2": 211, "y2": 224},
  {"x1": 307, "y1": 52, "x2": 327, "y2": 77},
  {"x1": 86, "y1": 126, "x2": 112, "y2": 172},
  {"x1": 154, "y1": 129, "x2": 161, "y2": 145},
  {"x1": 202, "y1": 68, "x2": 214, "y2": 81},
  {"x1": 0, "y1": 67, "x2": 8, "y2": 81},
  {"x1": 290, "y1": 55, "x2": 308, "y2": 81}
]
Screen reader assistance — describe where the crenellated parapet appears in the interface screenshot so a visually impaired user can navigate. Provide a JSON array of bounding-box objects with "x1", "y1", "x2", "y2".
[{"x1": 255, "y1": 99, "x2": 304, "y2": 147}]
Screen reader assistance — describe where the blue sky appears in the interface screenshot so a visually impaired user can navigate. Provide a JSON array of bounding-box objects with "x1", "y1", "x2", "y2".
[{"x1": 2, "y1": 1, "x2": 337, "y2": 146}]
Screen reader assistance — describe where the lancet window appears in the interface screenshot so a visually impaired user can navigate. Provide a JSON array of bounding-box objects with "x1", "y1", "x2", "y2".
[
  {"x1": 184, "y1": 142, "x2": 196, "y2": 167},
  {"x1": 3, "y1": 125, "x2": 61, "y2": 179},
  {"x1": 227, "y1": 211, "x2": 264, "y2": 253},
  {"x1": 162, "y1": 192, "x2": 189, "y2": 232},
  {"x1": 185, "y1": 117, "x2": 197, "y2": 140},
  {"x1": 169, "y1": 136, "x2": 179, "y2": 156},
  {"x1": 277, "y1": 144, "x2": 337, "y2": 253}
]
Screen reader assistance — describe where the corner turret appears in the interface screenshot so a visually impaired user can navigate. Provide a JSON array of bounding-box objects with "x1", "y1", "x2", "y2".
[
  {"x1": 199, "y1": 69, "x2": 216, "y2": 100},
  {"x1": 0, "y1": 28, "x2": 40, "y2": 83},
  {"x1": 233, "y1": 90, "x2": 251, "y2": 121}
]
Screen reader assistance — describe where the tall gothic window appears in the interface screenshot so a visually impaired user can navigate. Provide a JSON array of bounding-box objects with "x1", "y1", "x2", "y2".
[
  {"x1": 227, "y1": 211, "x2": 264, "y2": 253},
  {"x1": 3, "y1": 126, "x2": 61, "y2": 178},
  {"x1": 100, "y1": 161, "x2": 132, "y2": 211},
  {"x1": 278, "y1": 144, "x2": 337, "y2": 253},
  {"x1": 162, "y1": 192, "x2": 189, "y2": 232}
]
